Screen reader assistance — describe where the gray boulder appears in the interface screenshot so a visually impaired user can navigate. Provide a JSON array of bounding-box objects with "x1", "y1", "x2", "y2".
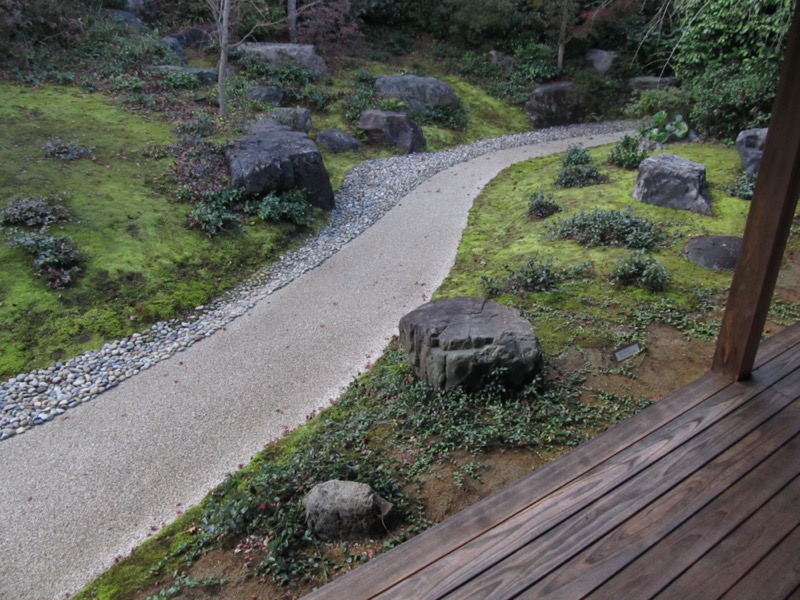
[
  {"x1": 125, "y1": 0, "x2": 159, "y2": 21},
  {"x1": 316, "y1": 129, "x2": 362, "y2": 153},
  {"x1": 586, "y1": 49, "x2": 618, "y2": 76},
  {"x1": 161, "y1": 36, "x2": 186, "y2": 63},
  {"x1": 238, "y1": 43, "x2": 328, "y2": 77},
  {"x1": 358, "y1": 110, "x2": 425, "y2": 154},
  {"x1": 242, "y1": 119, "x2": 290, "y2": 135},
  {"x1": 247, "y1": 85, "x2": 284, "y2": 105},
  {"x1": 226, "y1": 130, "x2": 334, "y2": 210},
  {"x1": 628, "y1": 76, "x2": 679, "y2": 91},
  {"x1": 488, "y1": 50, "x2": 516, "y2": 72},
  {"x1": 525, "y1": 82, "x2": 585, "y2": 129},
  {"x1": 303, "y1": 480, "x2": 394, "y2": 541},
  {"x1": 168, "y1": 25, "x2": 216, "y2": 50},
  {"x1": 399, "y1": 297, "x2": 543, "y2": 392},
  {"x1": 736, "y1": 128, "x2": 768, "y2": 175},
  {"x1": 150, "y1": 65, "x2": 219, "y2": 85},
  {"x1": 374, "y1": 75, "x2": 460, "y2": 114},
  {"x1": 267, "y1": 107, "x2": 312, "y2": 133},
  {"x1": 686, "y1": 236, "x2": 742, "y2": 270},
  {"x1": 106, "y1": 9, "x2": 145, "y2": 29},
  {"x1": 633, "y1": 154, "x2": 711, "y2": 216}
]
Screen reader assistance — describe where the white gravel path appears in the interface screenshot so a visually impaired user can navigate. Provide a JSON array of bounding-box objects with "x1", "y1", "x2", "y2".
[{"x1": 0, "y1": 128, "x2": 631, "y2": 600}]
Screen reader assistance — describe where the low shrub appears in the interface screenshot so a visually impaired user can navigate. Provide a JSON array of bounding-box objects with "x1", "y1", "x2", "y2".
[
  {"x1": 482, "y1": 255, "x2": 592, "y2": 296},
  {"x1": 611, "y1": 251, "x2": 671, "y2": 291},
  {"x1": 607, "y1": 135, "x2": 649, "y2": 169},
  {"x1": 6, "y1": 229, "x2": 83, "y2": 288},
  {"x1": 624, "y1": 87, "x2": 694, "y2": 120},
  {"x1": 527, "y1": 190, "x2": 562, "y2": 219},
  {"x1": 42, "y1": 138, "x2": 95, "y2": 160},
  {"x1": 724, "y1": 171, "x2": 757, "y2": 200},
  {"x1": 0, "y1": 195, "x2": 69, "y2": 227},
  {"x1": 414, "y1": 101, "x2": 469, "y2": 130},
  {"x1": 555, "y1": 145, "x2": 608, "y2": 188},
  {"x1": 551, "y1": 208, "x2": 667, "y2": 250},
  {"x1": 255, "y1": 189, "x2": 314, "y2": 227},
  {"x1": 186, "y1": 187, "x2": 242, "y2": 236}
]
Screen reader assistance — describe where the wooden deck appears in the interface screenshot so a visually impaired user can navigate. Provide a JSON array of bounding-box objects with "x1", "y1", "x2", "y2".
[{"x1": 307, "y1": 322, "x2": 800, "y2": 599}]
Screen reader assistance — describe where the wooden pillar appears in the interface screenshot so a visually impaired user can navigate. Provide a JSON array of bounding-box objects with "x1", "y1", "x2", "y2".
[{"x1": 712, "y1": 5, "x2": 800, "y2": 380}]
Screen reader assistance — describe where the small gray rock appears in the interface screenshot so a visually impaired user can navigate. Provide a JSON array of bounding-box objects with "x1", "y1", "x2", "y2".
[
  {"x1": 525, "y1": 82, "x2": 585, "y2": 129},
  {"x1": 151, "y1": 65, "x2": 218, "y2": 85},
  {"x1": 627, "y1": 76, "x2": 680, "y2": 91},
  {"x1": 106, "y1": 9, "x2": 145, "y2": 29},
  {"x1": 238, "y1": 43, "x2": 328, "y2": 77},
  {"x1": 247, "y1": 85, "x2": 284, "y2": 105},
  {"x1": 316, "y1": 129, "x2": 362, "y2": 153},
  {"x1": 161, "y1": 36, "x2": 186, "y2": 63},
  {"x1": 303, "y1": 480, "x2": 393, "y2": 541},
  {"x1": 268, "y1": 107, "x2": 312, "y2": 133},
  {"x1": 586, "y1": 49, "x2": 618, "y2": 76},
  {"x1": 374, "y1": 74, "x2": 460, "y2": 114},
  {"x1": 686, "y1": 236, "x2": 742, "y2": 270},
  {"x1": 358, "y1": 110, "x2": 425, "y2": 154}
]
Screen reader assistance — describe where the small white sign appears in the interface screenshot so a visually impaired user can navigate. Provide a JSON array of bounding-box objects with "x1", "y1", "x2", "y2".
[{"x1": 614, "y1": 342, "x2": 641, "y2": 363}]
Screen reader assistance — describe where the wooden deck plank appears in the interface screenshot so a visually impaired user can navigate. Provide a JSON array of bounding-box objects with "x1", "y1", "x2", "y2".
[
  {"x1": 306, "y1": 323, "x2": 800, "y2": 600},
  {"x1": 444, "y1": 376, "x2": 800, "y2": 600},
  {"x1": 653, "y1": 474, "x2": 800, "y2": 600},
  {"x1": 721, "y1": 522, "x2": 800, "y2": 600},
  {"x1": 525, "y1": 422, "x2": 800, "y2": 599},
  {"x1": 587, "y1": 434, "x2": 800, "y2": 599}
]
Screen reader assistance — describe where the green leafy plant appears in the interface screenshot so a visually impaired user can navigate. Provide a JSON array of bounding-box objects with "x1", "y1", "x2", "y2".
[
  {"x1": 551, "y1": 208, "x2": 667, "y2": 250},
  {"x1": 6, "y1": 229, "x2": 84, "y2": 288},
  {"x1": 146, "y1": 574, "x2": 227, "y2": 599},
  {"x1": 611, "y1": 251, "x2": 671, "y2": 291},
  {"x1": 527, "y1": 190, "x2": 562, "y2": 219},
  {"x1": 414, "y1": 101, "x2": 469, "y2": 130},
  {"x1": 555, "y1": 145, "x2": 608, "y2": 188},
  {"x1": 0, "y1": 195, "x2": 69, "y2": 227},
  {"x1": 725, "y1": 171, "x2": 757, "y2": 200},
  {"x1": 607, "y1": 135, "x2": 649, "y2": 169},
  {"x1": 256, "y1": 189, "x2": 314, "y2": 227},
  {"x1": 186, "y1": 187, "x2": 242, "y2": 236},
  {"x1": 42, "y1": 138, "x2": 95, "y2": 160},
  {"x1": 640, "y1": 111, "x2": 689, "y2": 144}
]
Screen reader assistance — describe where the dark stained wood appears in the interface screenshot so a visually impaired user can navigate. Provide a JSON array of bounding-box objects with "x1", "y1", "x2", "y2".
[
  {"x1": 307, "y1": 323, "x2": 800, "y2": 600},
  {"x1": 720, "y1": 522, "x2": 800, "y2": 600},
  {"x1": 713, "y1": 4, "x2": 800, "y2": 380}
]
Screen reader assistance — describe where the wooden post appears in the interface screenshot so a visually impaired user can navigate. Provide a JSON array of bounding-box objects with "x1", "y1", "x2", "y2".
[{"x1": 712, "y1": 5, "x2": 800, "y2": 380}]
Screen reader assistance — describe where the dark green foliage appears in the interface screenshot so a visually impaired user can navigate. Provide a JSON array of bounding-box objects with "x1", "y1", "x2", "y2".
[
  {"x1": 607, "y1": 135, "x2": 649, "y2": 170},
  {"x1": 725, "y1": 171, "x2": 757, "y2": 200},
  {"x1": 186, "y1": 187, "x2": 243, "y2": 236},
  {"x1": 552, "y1": 209, "x2": 668, "y2": 250},
  {"x1": 688, "y1": 65, "x2": 778, "y2": 142},
  {"x1": 0, "y1": 196, "x2": 69, "y2": 227},
  {"x1": 255, "y1": 190, "x2": 314, "y2": 227},
  {"x1": 611, "y1": 251, "x2": 671, "y2": 292},
  {"x1": 507, "y1": 255, "x2": 591, "y2": 293},
  {"x1": 624, "y1": 87, "x2": 694, "y2": 120},
  {"x1": 42, "y1": 139, "x2": 95, "y2": 160},
  {"x1": 6, "y1": 230, "x2": 84, "y2": 288},
  {"x1": 527, "y1": 190, "x2": 562, "y2": 219},
  {"x1": 414, "y1": 101, "x2": 469, "y2": 130},
  {"x1": 555, "y1": 145, "x2": 608, "y2": 188}
]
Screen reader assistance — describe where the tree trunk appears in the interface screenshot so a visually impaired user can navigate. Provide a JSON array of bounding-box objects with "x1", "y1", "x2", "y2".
[
  {"x1": 557, "y1": 0, "x2": 571, "y2": 71},
  {"x1": 218, "y1": 0, "x2": 231, "y2": 117},
  {"x1": 288, "y1": 0, "x2": 298, "y2": 43}
]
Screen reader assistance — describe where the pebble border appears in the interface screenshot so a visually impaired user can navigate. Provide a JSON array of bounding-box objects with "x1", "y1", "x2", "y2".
[{"x1": 0, "y1": 121, "x2": 637, "y2": 441}]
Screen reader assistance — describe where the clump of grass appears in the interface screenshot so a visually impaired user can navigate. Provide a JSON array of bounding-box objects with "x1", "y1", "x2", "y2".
[
  {"x1": 481, "y1": 255, "x2": 591, "y2": 297},
  {"x1": 551, "y1": 208, "x2": 668, "y2": 250}
]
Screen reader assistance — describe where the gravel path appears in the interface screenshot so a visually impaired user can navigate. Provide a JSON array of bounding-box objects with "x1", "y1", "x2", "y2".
[{"x1": 0, "y1": 123, "x2": 634, "y2": 599}]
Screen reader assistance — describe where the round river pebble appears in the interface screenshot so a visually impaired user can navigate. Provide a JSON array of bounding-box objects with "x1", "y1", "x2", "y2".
[{"x1": 0, "y1": 121, "x2": 636, "y2": 441}]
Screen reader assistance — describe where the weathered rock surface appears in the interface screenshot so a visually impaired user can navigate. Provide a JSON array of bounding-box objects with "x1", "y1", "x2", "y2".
[
  {"x1": 161, "y1": 36, "x2": 186, "y2": 62},
  {"x1": 303, "y1": 480, "x2": 393, "y2": 541},
  {"x1": 374, "y1": 75, "x2": 460, "y2": 114},
  {"x1": 399, "y1": 297, "x2": 543, "y2": 392},
  {"x1": 242, "y1": 119, "x2": 289, "y2": 135},
  {"x1": 125, "y1": 0, "x2": 159, "y2": 21},
  {"x1": 488, "y1": 50, "x2": 516, "y2": 72},
  {"x1": 226, "y1": 130, "x2": 334, "y2": 210},
  {"x1": 316, "y1": 129, "x2": 362, "y2": 153},
  {"x1": 167, "y1": 25, "x2": 216, "y2": 49},
  {"x1": 247, "y1": 85, "x2": 284, "y2": 105},
  {"x1": 151, "y1": 65, "x2": 218, "y2": 84},
  {"x1": 633, "y1": 154, "x2": 711, "y2": 215},
  {"x1": 525, "y1": 82, "x2": 585, "y2": 129},
  {"x1": 736, "y1": 128, "x2": 768, "y2": 175},
  {"x1": 106, "y1": 9, "x2": 145, "y2": 29},
  {"x1": 238, "y1": 43, "x2": 328, "y2": 77},
  {"x1": 627, "y1": 76, "x2": 679, "y2": 91},
  {"x1": 267, "y1": 107, "x2": 312, "y2": 132},
  {"x1": 586, "y1": 49, "x2": 618, "y2": 76},
  {"x1": 686, "y1": 236, "x2": 742, "y2": 270},
  {"x1": 358, "y1": 110, "x2": 425, "y2": 154}
]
